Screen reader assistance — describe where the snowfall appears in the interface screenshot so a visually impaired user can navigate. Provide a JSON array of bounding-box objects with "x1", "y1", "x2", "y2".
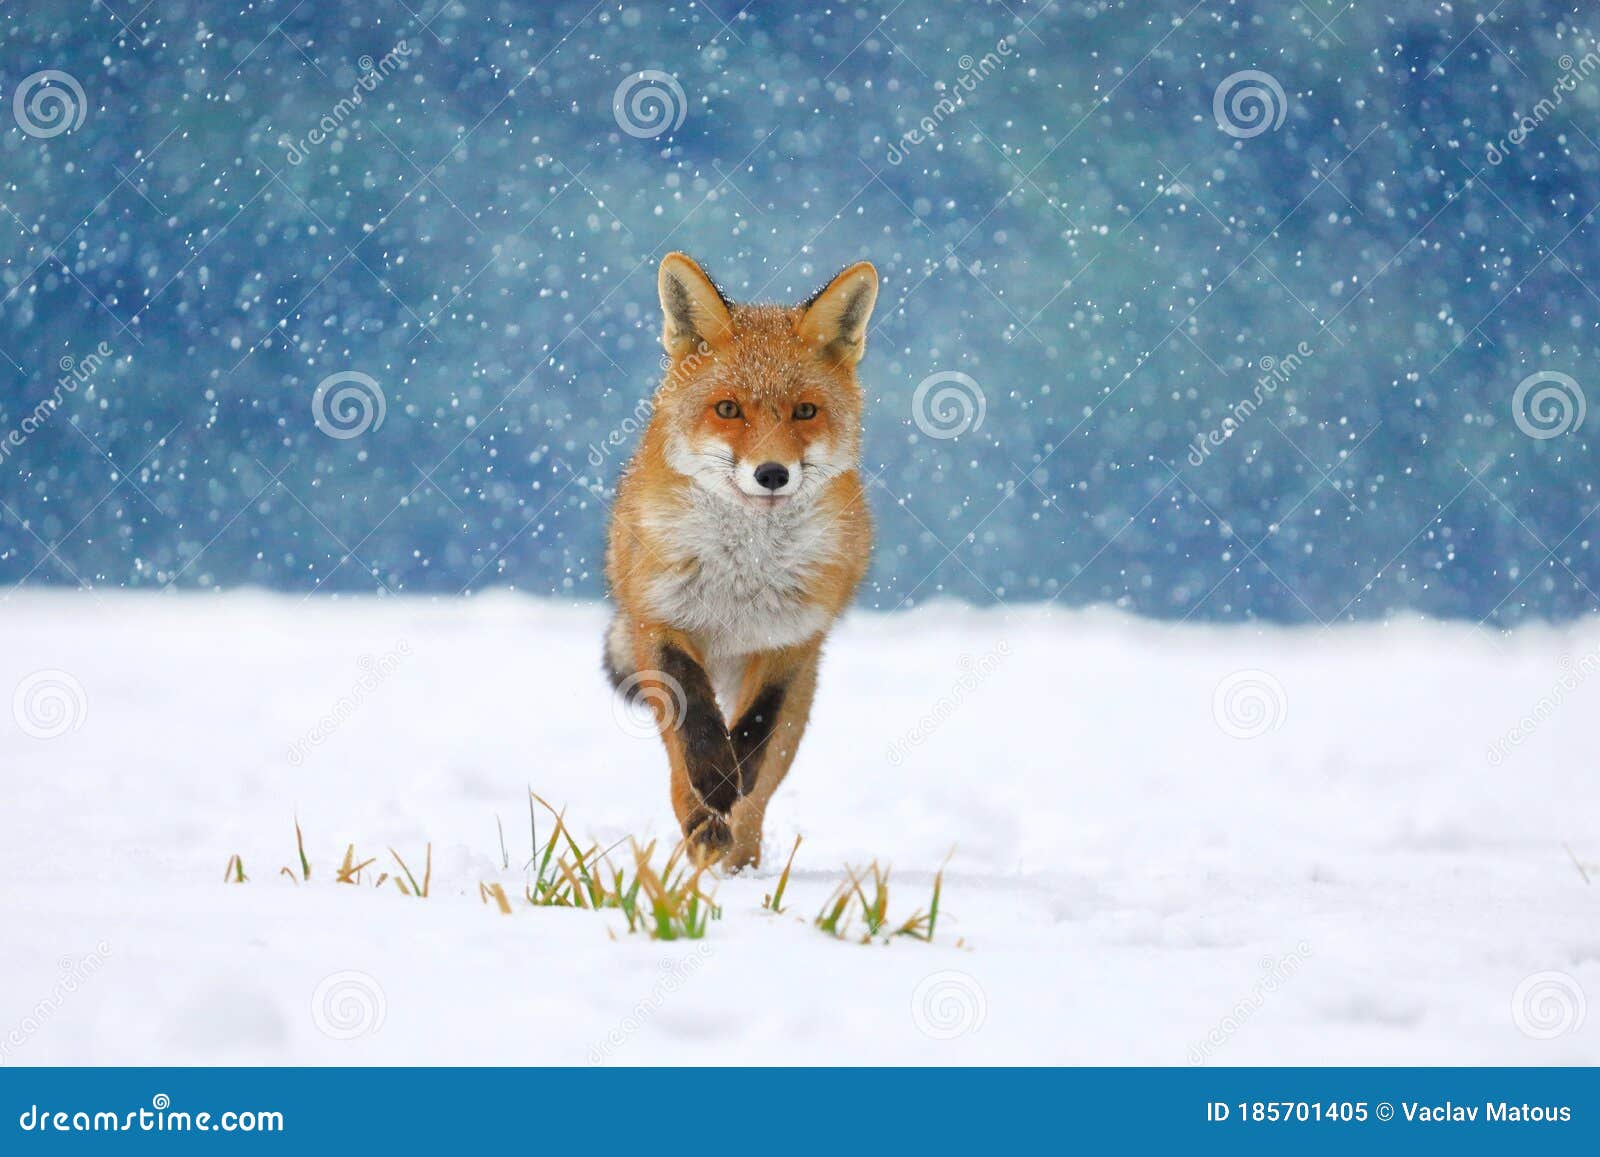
[{"x1": 1, "y1": 590, "x2": 1595, "y2": 1066}]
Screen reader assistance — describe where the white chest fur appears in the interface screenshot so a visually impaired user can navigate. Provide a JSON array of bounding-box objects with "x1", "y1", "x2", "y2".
[{"x1": 643, "y1": 490, "x2": 836, "y2": 659}]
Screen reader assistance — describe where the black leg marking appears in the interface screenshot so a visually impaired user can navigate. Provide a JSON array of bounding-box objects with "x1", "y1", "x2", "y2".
[
  {"x1": 659, "y1": 644, "x2": 741, "y2": 815},
  {"x1": 731, "y1": 683, "x2": 787, "y2": 795}
]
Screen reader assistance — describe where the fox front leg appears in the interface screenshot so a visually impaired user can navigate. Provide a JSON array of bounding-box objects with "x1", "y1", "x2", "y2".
[
  {"x1": 724, "y1": 641, "x2": 820, "y2": 872},
  {"x1": 655, "y1": 640, "x2": 742, "y2": 866}
]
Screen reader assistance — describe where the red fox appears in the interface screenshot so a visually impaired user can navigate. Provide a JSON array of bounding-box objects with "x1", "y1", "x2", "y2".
[{"x1": 604, "y1": 252, "x2": 878, "y2": 871}]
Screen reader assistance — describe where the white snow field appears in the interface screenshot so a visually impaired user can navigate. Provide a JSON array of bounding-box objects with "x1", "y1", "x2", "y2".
[{"x1": 1, "y1": 590, "x2": 1596, "y2": 1067}]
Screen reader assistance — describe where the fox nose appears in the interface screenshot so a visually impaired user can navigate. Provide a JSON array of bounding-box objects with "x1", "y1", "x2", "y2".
[{"x1": 753, "y1": 462, "x2": 790, "y2": 491}]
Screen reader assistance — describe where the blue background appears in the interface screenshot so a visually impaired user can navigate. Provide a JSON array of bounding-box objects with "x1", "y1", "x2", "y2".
[{"x1": 1, "y1": 1, "x2": 1596, "y2": 625}]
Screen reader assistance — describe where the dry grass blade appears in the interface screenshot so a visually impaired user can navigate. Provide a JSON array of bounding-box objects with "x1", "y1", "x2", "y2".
[
  {"x1": 479, "y1": 882, "x2": 513, "y2": 915},
  {"x1": 388, "y1": 844, "x2": 431, "y2": 899},
  {"x1": 764, "y1": 835, "x2": 802, "y2": 913},
  {"x1": 854, "y1": 863, "x2": 890, "y2": 937},
  {"x1": 558, "y1": 855, "x2": 595, "y2": 909},
  {"x1": 293, "y1": 817, "x2": 311, "y2": 881},
  {"x1": 814, "y1": 873, "x2": 854, "y2": 938},
  {"x1": 1564, "y1": 842, "x2": 1592, "y2": 886},
  {"x1": 902, "y1": 852, "x2": 951, "y2": 942},
  {"x1": 223, "y1": 854, "x2": 247, "y2": 883},
  {"x1": 526, "y1": 791, "x2": 575, "y2": 905}
]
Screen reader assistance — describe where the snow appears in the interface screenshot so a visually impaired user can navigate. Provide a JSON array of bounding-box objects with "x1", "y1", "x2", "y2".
[{"x1": 2, "y1": 591, "x2": 1595, "y2": 1065}]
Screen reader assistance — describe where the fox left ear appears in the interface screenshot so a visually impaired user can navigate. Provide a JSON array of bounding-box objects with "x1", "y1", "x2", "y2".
[
  {"x1": 797, "y1": 261, "x2": 878, "y2": 365},
  {"x1": 658, "y1": 252, "x2": 734, "y2": 357}
]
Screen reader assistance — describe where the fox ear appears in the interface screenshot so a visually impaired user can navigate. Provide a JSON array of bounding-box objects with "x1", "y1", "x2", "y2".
[
  {"x1": 658, "y1": 252, "x2": 733, "y2": 356},
  {"x1": 797, "y1": 261, "x2": 878, "y2": 365}
]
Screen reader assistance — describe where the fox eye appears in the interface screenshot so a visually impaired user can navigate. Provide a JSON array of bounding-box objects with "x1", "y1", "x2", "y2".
[
  {"x1": 793, "y1": 402, "x2": 818, "y2": 420},
  {"x1": 714, "y1": 400, "x2": 742, "y2": 420}
]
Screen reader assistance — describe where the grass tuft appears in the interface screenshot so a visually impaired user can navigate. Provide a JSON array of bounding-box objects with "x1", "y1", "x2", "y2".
[
  {"x1": 628, "y1": 839, "x2": 719, "y2": 940},
  {"x1": 335, "y1": 844, "x2": 377, "y2": 885},
  {"x1": 522, "y1": 792, "x2": 719, "y2": 939},
  {"x1": 217, "y1": 796, "x2": 730, "y2": 941},
  {"x1": 813, "y1": 856, "x2": 948, "y2": 945}
]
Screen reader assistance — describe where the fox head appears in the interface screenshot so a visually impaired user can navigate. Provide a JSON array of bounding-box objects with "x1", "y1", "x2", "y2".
[{"x1": 649, "y1": 252, "x2": 878, "y2": 509}]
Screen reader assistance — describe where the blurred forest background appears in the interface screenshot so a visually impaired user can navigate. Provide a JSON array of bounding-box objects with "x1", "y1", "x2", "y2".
[{"x1": 0, "y1": 0, "x2": 1596, "y2": 625}]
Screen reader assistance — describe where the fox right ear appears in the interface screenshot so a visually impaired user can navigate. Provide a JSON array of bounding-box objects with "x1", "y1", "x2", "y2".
[
  {"x1": 797, "y1": 261, "x2": 878, "y2": 365},
  {"x1": 658, "y1": 253, "x2": 733, "y2": 356}
]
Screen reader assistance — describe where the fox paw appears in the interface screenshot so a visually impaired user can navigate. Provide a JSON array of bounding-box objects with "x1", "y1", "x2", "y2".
[
  {"x1": 685, "y1": 811, "x2": 732, "y2": 869},
  {"x1": 721, "y1": 844, "x2": 760, "y2": 874}
]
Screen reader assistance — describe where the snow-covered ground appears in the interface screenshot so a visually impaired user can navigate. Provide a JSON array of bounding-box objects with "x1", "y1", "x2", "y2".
[{"x1": 1, "y1": 591, "x2": 1595, "y2": 1066}]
